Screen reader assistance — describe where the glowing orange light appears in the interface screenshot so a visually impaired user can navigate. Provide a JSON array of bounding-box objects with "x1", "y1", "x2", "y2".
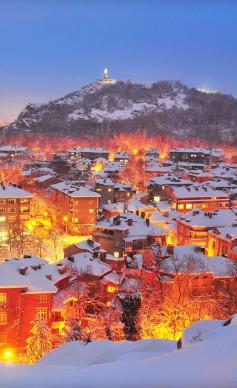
[{"x1": 4, "y1": 350, "x2": 12, "y2": 361}]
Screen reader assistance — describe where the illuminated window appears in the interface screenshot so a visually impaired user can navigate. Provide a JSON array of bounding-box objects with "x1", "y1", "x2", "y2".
[
  {"x1": 0, "y1": 293, "x2": 7, "y2": 304},
  {"x1": 177, "y1": 204, "x2": 184, "y2": 210},
  {"x1": 0, "y1": 216, "x2": 6, "y2": 222},
  {"x1": 0, "y1": 333, "x2": 7, "y2": 344},
  {"x1": 107, "y1": 285, "x2": 116, "y2": 293},
  {"x1": 127, "y1": 192, "x2": 130, "y2": 197},
  {"x1": 186, "y1": 204, "x2": 193, "y2": 209},
  {"x1": 0, "y1": 312, "x2": 7, "y2": 324},
  {"x1": 74, "y1": 217, "x2": 78, "y2": 223},
  {"x1": 154, "y1": 196, "x2": 161, "y2": 202},
  {"x1": 36, "y1": 309, "x2": 47, "y2": 320},
  {"x1": 106, "y1": 301, "x2": 111, "y2": 307},
  {"x1": 113, "y1": 251, "x2": 119, "y2": 258},
  {"x1": 108, "y1": 188, "x2": 112, "y2": 192},
  {"x1": 37, "y1": 294, "x2": 48, "y2": 303},
  {"x1": 89, "y1": 209, "x2": 94, "y2": 214}
]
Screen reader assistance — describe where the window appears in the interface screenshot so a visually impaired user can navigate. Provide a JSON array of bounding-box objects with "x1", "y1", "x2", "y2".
[
  {"x1": 0, "y1": 209, "x2": 6, "y2": 213},
  {"x1": 186, "y1": 203, "x2": 193, "y2": 209},
  {"x1": 89, "y1": 209, "x2": 94, "y2": 214},
  {"x1": 154, "y1": 196, "x2": 161, "y2": 202},
  {"x1": 37, "y1": 294, "x2": 47, "y2": 303},
  {"x1": 113, "y1": 251, "x2": 119, "y2": 258},
  {"x1": 8, "y1": 199, "x2": 15, "y2": 204},
  {"x1": 0, "y1": 200, "x2": 5, "y2": 204},
  {"x1": 36, "y1": 309, "x2": 47, "y2": 320},
  {"x1": 9, "y1": 208, "x2": 16, "y2": 213},
  {"x1": 0, "y1": 216, "x2": 6, "y2": 222},
  {"x1": 0, "y1": 312, "x2": 7, "y2": 324},
  {"x1": 108, "y1": 188, "x2": 112, "y2": 192},
  {"x1": 107, "y1": 285, "x2": 116, "y2": 293},
  {"x1": 0, "y1": 293, "x2": 7, "y2": 304},
  {"x1": 0, "y1": 333, "x2": 7, "y2": 344},
  {"x1": 178, "y1": 204, "x2": 184, "y2": 210}
]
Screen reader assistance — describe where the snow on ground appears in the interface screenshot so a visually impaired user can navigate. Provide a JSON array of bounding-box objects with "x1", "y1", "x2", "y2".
[{"x1": 1, "y1": 321, "x2": 237, "y2": 387}]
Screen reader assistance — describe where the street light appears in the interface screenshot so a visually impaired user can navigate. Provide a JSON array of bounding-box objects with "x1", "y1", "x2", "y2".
[{"x1": 63, "y1": 216, "x2": 68, "y2": 234}]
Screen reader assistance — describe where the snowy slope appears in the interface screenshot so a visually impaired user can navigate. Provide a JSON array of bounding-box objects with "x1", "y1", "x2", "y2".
[{"x1": 0, "y1": 319, "x2": 237, "y2": 387}]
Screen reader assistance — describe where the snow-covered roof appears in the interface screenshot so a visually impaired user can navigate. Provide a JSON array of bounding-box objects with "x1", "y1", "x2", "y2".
[
  {"x1": 51, "y1": 182, "x2": 101, "y2": 198},
  {"x1": 209, "y1": 225, "x2": 237, "y2": 240},
  {"x1": 69, "y1": 147, "x2": 108, "y2": 154},
  {"x1": 172, "y1": 185, "x2": 229, "y2": 199},
  {"x1": 73, "y1": 239, "x2": 101, "y2": 253},
  {"x1": 177, "y1": 209, "x2": 237, "y2": 228},
  {"x1": 0, "y1": 256, "x2": 57, "y2": 293},
  {"x1": 149, "y1": 173, "x2": 193, "y2": 187},
  {"x1": 170, "y1": 147, "x2": 211, "y2": 155},
  {"x1": 96, "y1": 212, "x2": 169, "y2": 238},
  {"x1": 35, "y1": 174, "x2": 56, "y2": 183},
  {"x1": 160, "y1": 244, "x2": 237, "y2": 276},
  {"x1": 96, "y1": 178, "x2": 114, "y2": 186},
  {"x1": 0, "y1": 145, "x2": 27, "y2": 152},
  {"x1": 61, "y1": 252, "x2": 112, "y2": 278},
  {"x1": 0, "y1": 184, "x2": 32, "y2": 198},
  {"x1": 114, "y1": 151, "x2": 130, "y2": 158}
]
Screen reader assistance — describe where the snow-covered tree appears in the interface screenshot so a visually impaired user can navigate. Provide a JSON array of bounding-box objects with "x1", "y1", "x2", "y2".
[
  {"x1": 64, "y1": 318, "x2": 92, "y2": 344},
  {"x1": 26, "y1": 318, "x2": 52, "y2": 364},
  {"x1": 118, "y1": 292, "x2": 141, "y2": 341},
  {"x1": 64, "y1": 319, "x2": 84, "y2": 342}
]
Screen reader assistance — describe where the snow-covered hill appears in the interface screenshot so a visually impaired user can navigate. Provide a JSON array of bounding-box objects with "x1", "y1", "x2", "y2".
[
  {"x1": 4, "y1": 78, "x2": 237, "y2": 143},
  {"x1": 0, "y1": 317, "x2": 236, "y2": 387}
]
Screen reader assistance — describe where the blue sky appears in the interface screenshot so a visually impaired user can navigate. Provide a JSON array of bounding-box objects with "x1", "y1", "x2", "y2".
[{"x1": 0, "y1": 0, "x2": 237, "y2": 120}]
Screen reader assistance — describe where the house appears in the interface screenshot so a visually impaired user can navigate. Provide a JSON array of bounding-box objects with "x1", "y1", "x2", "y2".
[
  {"x1": 114, "y1": 182, "x2": 136, "y2": 202},
  {"x1": 0, "y1": 255, "x2": 57, "y2": 353},
  {"x1": 176, "y1": 209, "x2": 237, "y2": 248},
  {"x1": 207, "y1": 226, "x2": 237, "y2": 259},
  {"x1": 69, "y1": 147, "x2": 109, "y2": 160},
  {"x1": 95, "y1": 178, "x2": 115, "y2": 206},
  {"x1": 51, "y1": 252, "x2": 121, "y2": 334},
  {"x1": 157, "y1": 244, "x2": 237, "y2": 299},
  {"x1": 0, "y1": 183, "x2": 32, "y2": 232},
  {"x1": 166, "y1": 185, "x2": 230, "y2": 212},
  {"x1": 148, "y1": 173, "x2": 193, "y2": 201},
  {"x1": 93, "y1": 212, "x2": 169, "y2": 258},
  {"x1": 35, "y1": 174, "x2": 63, "y2": 189},
  {"x1": 51, "y1": 182, "x2": 101, "y2": 235},
  {"x1": 169, "y1": 147, "x2": 211, "y2": 164},
  {"x1": 145, "y1": 148, "x2": 159, "y2": 159},
  {"x1": 114, "y1": 151, "x2": 130, "y2": 164}
]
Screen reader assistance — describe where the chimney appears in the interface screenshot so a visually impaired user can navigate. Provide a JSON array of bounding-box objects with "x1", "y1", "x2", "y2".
[
  {"x1": 87, "y1": 239, "x2": 94, "y2": 247},
  {"x1": 167, "y1": 245, "x2": 174, "y2": 254},
  {"x1": 99, "y1": 251, "x2": 106, "y2": 261},
  {"x1": 19, "y1": 267, "x2": 28, "y2": 275},
  {"x1": 146, "y1": 218, "x2": 150, "y2": 227}
]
